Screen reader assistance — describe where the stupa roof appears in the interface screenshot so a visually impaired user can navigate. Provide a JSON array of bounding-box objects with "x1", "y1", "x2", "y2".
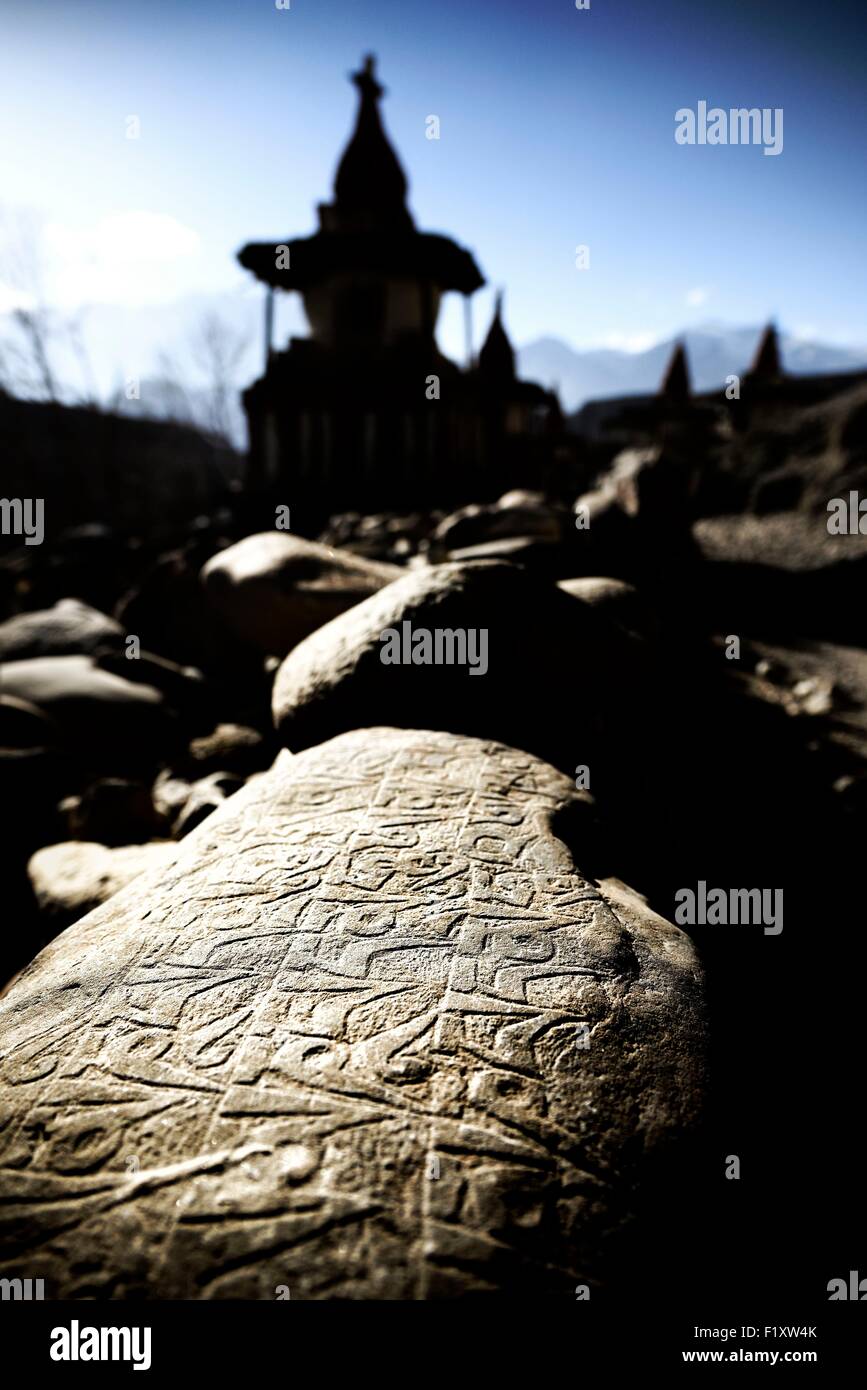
[{"x1": 239, "y1": 55, "x2": 484, "y2": 296}]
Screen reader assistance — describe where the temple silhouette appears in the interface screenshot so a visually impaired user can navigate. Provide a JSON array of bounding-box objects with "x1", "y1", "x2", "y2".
[{"x1": 238, "y1": 55, "x2": 564, "y2": 530}]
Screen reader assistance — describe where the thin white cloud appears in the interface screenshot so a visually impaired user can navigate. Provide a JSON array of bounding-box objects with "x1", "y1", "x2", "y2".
[
  {"x1": 37, "y1": 212, "x2": 216, "y2": 310},
  {"x1": 686, "y1": 287, "x2": 710, "y2": 307},
  {"x1": 0, "y1": 279, "x2": 36, "y2": 314}
]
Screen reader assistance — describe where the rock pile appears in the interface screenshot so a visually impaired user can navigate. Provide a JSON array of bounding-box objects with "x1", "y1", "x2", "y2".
[{"x1": 0, "y1": 503, "x2": 746, "y2": 1297}]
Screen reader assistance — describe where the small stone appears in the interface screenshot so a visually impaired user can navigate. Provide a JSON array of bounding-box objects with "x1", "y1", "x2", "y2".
[
  {"x1": 187, "y1": 724, "x2": 267, "y2": 777},
  {"x1": 0, "y1": 599, "x2": 122, "y2": 662},
  {"x1": 434, "y1": 491, "x2": 565, "y2": 549},
  {"x1": 27, "y1": 840, "x2": 177, "y2": 926},
  {"x1": 557, "y1": 576, "x2": 658, "y2": 640},
  {"x1": 153, "y1": 769, "x2": 243, "y2": 836},
  {"x1": 791, "y1": 676, "x2": 835, "y2": 717}
]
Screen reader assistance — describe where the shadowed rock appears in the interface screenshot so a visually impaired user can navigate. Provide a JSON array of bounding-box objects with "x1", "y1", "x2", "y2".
[
  {"x1": 0, "y1": 727, "x2": 704, "y2": 1298},
  {"x1": 59, "y1": 779, "x2": 166, "y2": 846},
  {"x1": 557, "y1": 577, "x2": 659, "y2": 641},
  {"x1": 569, "y1": 446, "x2": 698, "y2": 582},
  {"x1": 115, "y1": 541, "x2": 256, "y2": 679},
  {"x1": 152, "y1": 768, "x2": 245, "y2": 837},
  {"x1": 272, "y1": 561, "x2": 650, "y2": 772},
  {"x1": 201, "y1": 532, "x2": 402, "y2": 656},
  {"x1": 186, "y1": 723, "x2": 268, "y2": 777},
  {"x1": 434, "y1": 491, "x2": 565, "y2": 550},
  {"x1": 0, "y1": 655, "x2": 176, "y2": 768},
  {"x1": 0, "y1": 694, "x2": 58, "y2": 750},
  {"x1": 0, "y1": 599, "x2": 122, "y2": 662}
]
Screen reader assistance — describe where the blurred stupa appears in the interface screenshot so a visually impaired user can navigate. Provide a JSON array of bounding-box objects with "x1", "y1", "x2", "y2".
[{"x1": 238, "y1": 56, "x2": 562, "y2": 529}]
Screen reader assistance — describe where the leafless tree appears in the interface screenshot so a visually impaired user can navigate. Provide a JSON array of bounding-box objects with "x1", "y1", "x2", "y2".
[
  {"x1": 190, "y1": 311, "x2": 249, "y2": 443},
  {"x1": 0, "y1": 204, "x2": 96, "y2": 405},
  {"x1": 1, "y1": 205, "x2": 247, "y2": 439},
  {"x1": 0, "y1": 206, "x2": 59, "y2": 399}
]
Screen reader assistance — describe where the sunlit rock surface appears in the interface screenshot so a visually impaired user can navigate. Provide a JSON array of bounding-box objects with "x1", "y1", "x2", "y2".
[{"x1": 0, "y1": 728, "x2": 704, "y2": 1299}]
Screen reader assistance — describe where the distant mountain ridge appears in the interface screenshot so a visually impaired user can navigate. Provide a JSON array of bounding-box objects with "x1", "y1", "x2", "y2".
[
  {"x1": 516, "y1": 327, "x2": 867, "y2": 413},
  {"x1": 4, "y1": 289, "x2": 867, "y2": 447}
]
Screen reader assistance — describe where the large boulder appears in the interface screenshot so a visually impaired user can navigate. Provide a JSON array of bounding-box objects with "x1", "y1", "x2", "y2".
[
  {"x1": 0, "y1": 599, "x2": 123, "y2": 662},
  {"x1": 0, "y1": 727, "x2": 704, "y2": 1298},
  {"x1": 272, "y1": 561, "x2": 649, "y2": 773},
  {"x1": 201, "y1": 533, "x2": 402, "y2": 657}
]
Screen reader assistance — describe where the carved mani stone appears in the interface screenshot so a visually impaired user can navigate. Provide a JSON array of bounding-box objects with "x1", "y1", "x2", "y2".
[{"x1": 0, "y1": 728, "x2": 704, "y2": 1299}]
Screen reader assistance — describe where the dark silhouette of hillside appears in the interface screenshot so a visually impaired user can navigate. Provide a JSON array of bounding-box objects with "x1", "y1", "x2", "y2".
[{"x1": 0, "y1": 390, "x2": 242, "y2": 548}]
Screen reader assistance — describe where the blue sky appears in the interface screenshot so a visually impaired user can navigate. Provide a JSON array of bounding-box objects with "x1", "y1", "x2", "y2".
[{"x1": 1, "y1": 0, "x2": 865, "y2": 377}]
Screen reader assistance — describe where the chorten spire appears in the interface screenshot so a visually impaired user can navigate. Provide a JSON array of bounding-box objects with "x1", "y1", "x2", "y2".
[
  {"x1": 749, "y1": 322, "x2": 782, "y2": 381},
  {"x1": 478, "y1": 291, "x2": 516, "y2": 381},
  {"x1": 332, "y1": 55, "x2": 412, "y2": 231},
  {"x1": 659, "y1": 340, "x2": 691, "y2": 401}
]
